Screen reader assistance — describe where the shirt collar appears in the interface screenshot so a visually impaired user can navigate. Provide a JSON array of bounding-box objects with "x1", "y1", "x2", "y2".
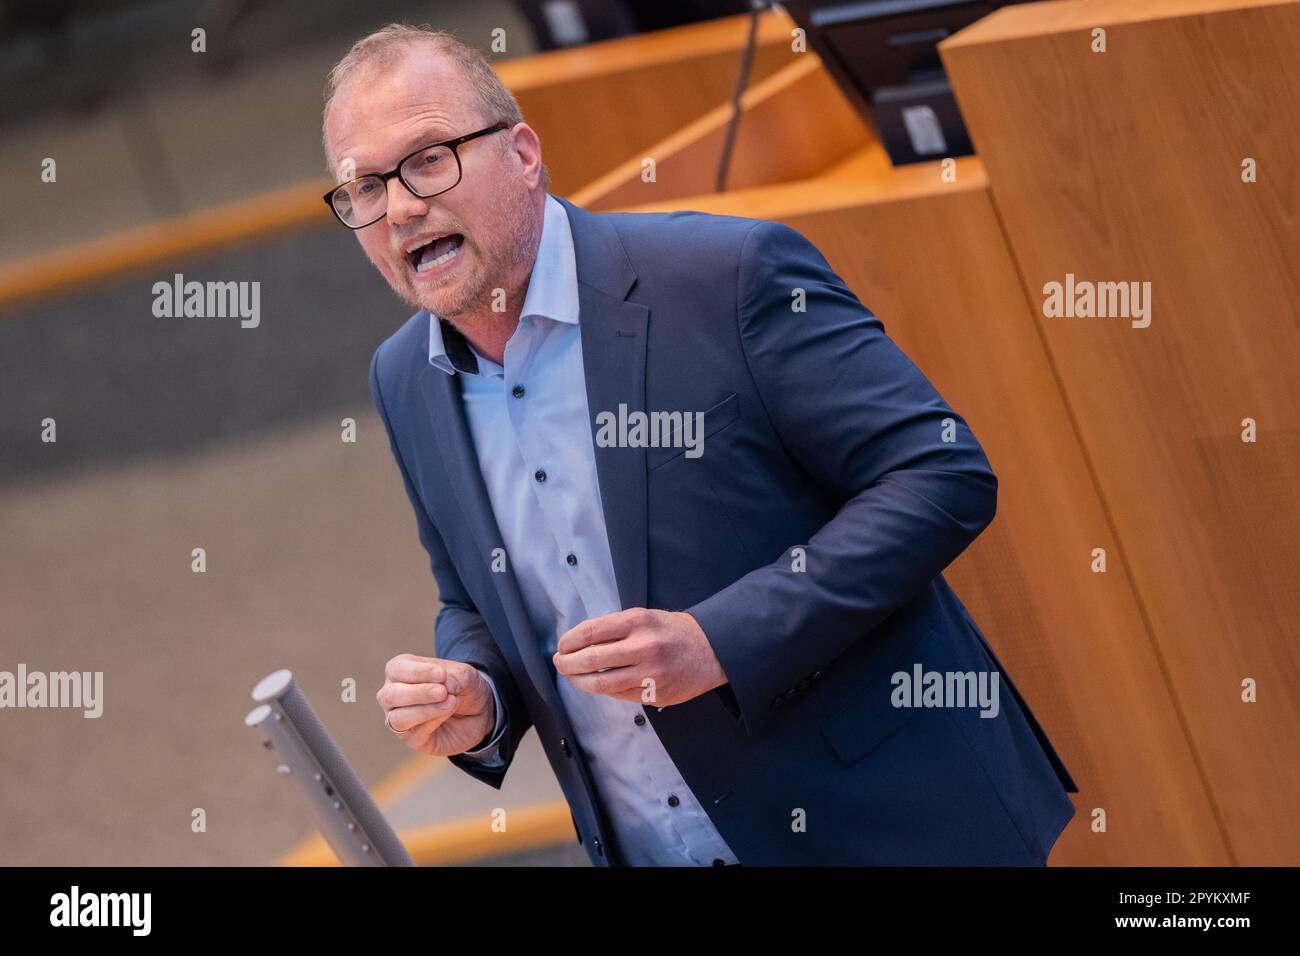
[{"x1": 427, "y1": 193, "x2": 577, "y2": 376}]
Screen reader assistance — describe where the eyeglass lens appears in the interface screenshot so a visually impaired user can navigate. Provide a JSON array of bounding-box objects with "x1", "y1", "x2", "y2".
[{"x1": 331, "y1": 144, "x2": 459, "y2": 227}]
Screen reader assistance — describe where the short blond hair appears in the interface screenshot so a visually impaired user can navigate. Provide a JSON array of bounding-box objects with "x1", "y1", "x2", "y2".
[{"x1": 322, "y1": 23, "x2": 548, "y2": 190}]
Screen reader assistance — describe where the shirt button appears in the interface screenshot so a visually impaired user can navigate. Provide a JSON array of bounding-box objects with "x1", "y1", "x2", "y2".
[
  {"x1": 534, "y1": 469, "x2": 547, "y2": 483},
  {"x1": 713, "y1": 858, "x2": 726, "y2": 866},
  {"x1": 512, "y1": 384, "x2": 525, "y2": 398},
  {"x1": 566, "y1": 553, "x2": 577, "y2": 566},
  {"x1": 633, "y1": 713, "x2": 646, "y2": 726},
  {"x1": 667, "y1": 794, "x2": 680, "y2": 807}
]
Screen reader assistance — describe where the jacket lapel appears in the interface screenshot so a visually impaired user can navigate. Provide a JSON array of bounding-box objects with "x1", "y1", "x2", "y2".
[{"x1": 558, "y1": 196, "x2": 651, "y2": 613}]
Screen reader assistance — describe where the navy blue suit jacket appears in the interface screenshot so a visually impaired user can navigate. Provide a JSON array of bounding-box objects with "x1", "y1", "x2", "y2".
[{"x1": 368, "y1": 195, "x2": 1078, "y2": 866}]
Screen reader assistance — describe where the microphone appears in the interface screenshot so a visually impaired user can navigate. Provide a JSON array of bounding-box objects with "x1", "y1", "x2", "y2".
[{"x1": 715, "y1": 1, "x2": 775, "y2": 192}]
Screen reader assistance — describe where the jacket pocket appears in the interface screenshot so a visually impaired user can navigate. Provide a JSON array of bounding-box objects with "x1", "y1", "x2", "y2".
[
  {"x1": 646, "y1": 392, "x2": 740, "y2": 472},
  {"x1": 818, "y1": 629, "x2": 939, "y2": 766}
]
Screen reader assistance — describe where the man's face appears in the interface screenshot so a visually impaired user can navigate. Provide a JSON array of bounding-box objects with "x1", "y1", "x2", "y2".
[{"x1": 324, "y1": 48, "x2": 542, "y2": 319}]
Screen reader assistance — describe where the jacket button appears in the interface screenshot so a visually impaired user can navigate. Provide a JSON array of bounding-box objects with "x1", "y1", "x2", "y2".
[
  {"x1": 772, "y1": 695, "x2": 785, "y2": 708},
  {"x1": 560, "y1": 737, "x2": 572, "y2": 757},
  {"x1": 593, "y1": 838, "x2": 603, "y2": 856},
  {"x1": 798, "y1": 678, "x2": 810, "y2": 690},
  {"x1": 812, "y1": 669, "x2": 824, "y2": 680}
]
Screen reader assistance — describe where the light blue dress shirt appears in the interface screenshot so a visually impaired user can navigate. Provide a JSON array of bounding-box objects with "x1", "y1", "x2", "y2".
[{"x1": 426, "y1": 194, "x2": 739, "y2": 866}]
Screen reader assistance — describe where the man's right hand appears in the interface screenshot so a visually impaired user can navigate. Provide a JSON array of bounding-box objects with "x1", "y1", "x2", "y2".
[{"x1": 377, "y1": 654, "x2": 495, "y2": 757}]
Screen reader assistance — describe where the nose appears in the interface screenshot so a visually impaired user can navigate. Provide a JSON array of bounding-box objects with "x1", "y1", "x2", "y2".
[{"x1": 384, "y1": 176, "x2": 429, "y2": 226}]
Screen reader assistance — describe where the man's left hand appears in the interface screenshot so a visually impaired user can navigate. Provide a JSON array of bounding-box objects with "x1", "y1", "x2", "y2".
[{"x1": 553, "y1": 608, "x2": 728, "y2": 707}]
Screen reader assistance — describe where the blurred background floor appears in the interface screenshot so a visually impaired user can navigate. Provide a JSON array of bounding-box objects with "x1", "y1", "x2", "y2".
[{"x1": 0, "y1": 407, "x2": 590, "y2": 865}]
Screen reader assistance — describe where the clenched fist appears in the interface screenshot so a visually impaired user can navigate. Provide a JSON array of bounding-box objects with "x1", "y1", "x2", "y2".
[{"x1": 376, "y1": 654, "x2": 495, "y2": 757}]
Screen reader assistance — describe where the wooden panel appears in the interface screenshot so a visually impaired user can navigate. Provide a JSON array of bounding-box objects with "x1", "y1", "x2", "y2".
[
  {"x1": 619, "y1": 167, "x2": 1229, "y2": 864},
  {"x1": 499, "y1": 9, "x2": 804, "y2": 195},
  {"x1": 571, "y1": 55, "x2": 871, "y2": 210},
  {"x1": 942, "y1": 0, "x2": 1300, "y2": 863},
  {"x1": 0, "y1": 11, "x2": 803, "y2": 311}
]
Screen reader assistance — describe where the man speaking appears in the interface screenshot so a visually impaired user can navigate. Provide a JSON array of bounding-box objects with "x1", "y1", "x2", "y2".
[{"x1": 326, "y1": 24, "x2": 1077, "y2": 866}]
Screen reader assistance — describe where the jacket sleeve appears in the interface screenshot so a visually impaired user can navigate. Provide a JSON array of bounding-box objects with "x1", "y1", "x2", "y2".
[
  {"x1": 369, "y1": 345, "x2": 533, "y2": 787},
  {"x1": 687, "y1": 219, "x2": 999, "y2": 737}
]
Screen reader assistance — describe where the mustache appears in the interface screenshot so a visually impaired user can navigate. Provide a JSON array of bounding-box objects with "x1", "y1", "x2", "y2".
[{"x1": 395, "y1": 226, "x2": 466, "y2": 247}]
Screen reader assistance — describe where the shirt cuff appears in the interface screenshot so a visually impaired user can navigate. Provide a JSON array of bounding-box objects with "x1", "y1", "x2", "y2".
[{"x1": 457, "y1": 669, "x2": 507, "y2": 767}]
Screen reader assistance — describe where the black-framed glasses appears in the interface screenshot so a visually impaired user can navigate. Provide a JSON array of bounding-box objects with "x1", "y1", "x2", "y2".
[{"x1": 323, "y1": 122, "x2": 509, "y2": 229}]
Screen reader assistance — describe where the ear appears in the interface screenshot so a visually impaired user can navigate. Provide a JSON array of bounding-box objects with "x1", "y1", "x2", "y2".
[{"x1": 508, "y1": 123, "x2": 545, "y2": 191}]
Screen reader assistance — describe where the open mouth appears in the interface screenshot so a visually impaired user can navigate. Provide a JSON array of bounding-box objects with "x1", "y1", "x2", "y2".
[{"x1": 406, "y1": 233, "x2": 464, "y2": 273}]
